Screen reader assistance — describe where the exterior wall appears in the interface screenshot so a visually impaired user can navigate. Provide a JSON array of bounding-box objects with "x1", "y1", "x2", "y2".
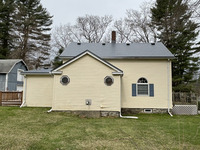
[
  {"x1": 52, "y1": 55, "x2": 121, "y2": 112},
  {"x1": 108, "y1": 59, "x2": 173, "y2": 109},
  {"x1": 25, "y1": 75, "x2": 53, "y2": 107},
  {"x1": 0, "y1": 74, "x2": 6, "y2": 91},
  {"x1": 8, "y1": 62, "x2": 27, "y2": 91}
]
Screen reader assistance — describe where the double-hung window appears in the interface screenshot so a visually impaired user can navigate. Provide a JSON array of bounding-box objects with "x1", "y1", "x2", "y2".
[
  {"x1": 132, "y1": 77, "x2": 154, "y2": 97},
  {"x1": 137, "y1": 78, "x2": 148, "y2": 95}
]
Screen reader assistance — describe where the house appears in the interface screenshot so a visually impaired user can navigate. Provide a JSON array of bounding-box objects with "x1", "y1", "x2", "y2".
[
  {"x1": 21, "y1": 32, "x2": 174, "y2": 117},
  {"x1": 0, "y1": 59, "x2": 28, "y2": 91}
]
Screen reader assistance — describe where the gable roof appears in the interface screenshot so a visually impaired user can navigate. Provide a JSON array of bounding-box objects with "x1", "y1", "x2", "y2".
[
  {"x1": 60, "y1": 42, "x2": 174, "y2": 59},
  {"x1": 54, "y1": 50, "x2": 123, "y2": 74},
  {"x1": 0, "y1": 59, "x2": 27, "y2": 73},
  {"x1": 22, "y1": 51, "x2": 123, "y2": 76}
]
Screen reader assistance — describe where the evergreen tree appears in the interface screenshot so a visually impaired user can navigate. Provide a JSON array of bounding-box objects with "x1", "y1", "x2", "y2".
[
  {"x1": 0, "y1": 0, "x2": 15, "y2": 58},
  {"x1": 151, "y1": 0, "x2": 200, "y2": 92},
  {"x1": 11, "y1": 0, "x2": 52, "y2": 69},
  {"x1": 53, "y1": 48, "x2": 63, "y2": 68}
]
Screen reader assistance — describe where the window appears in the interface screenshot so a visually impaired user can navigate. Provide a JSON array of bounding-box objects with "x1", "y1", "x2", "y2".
[
  {"x1": 17, "y1": 69, "x2": 24, "y2": 82},
  {"x1": 104, "y1": 76, "x2": 114, "y2": 86},
  {"x1": 132, "y1": 78, "x2": 154, "y2": 97},
  {"x1": 60, "y1": 75, "x2": 70, "y2": 85},
  {"x1": 137, "y1": 78, "x2": 148, "y2": 95}
]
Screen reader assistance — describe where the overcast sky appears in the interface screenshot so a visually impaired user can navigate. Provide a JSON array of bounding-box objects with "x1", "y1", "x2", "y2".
[{"x1": 41, "y1": 0, "x2": 148, "y2": 27}]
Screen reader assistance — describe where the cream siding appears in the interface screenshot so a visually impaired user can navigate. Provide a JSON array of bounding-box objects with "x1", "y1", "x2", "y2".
[
  {"x1": 25, "y1": 75, "x2": 53, "y2": 107},
  {"x1": 108, "y1": 59, "x2": 172, "y2": 109},
  {"x1": 52, "y1": 55, "x2": 121, "y2": 111}
]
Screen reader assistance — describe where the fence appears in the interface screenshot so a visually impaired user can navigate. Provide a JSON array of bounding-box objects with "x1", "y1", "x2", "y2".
[
  {"x1": 0, "y1": 91, "x2": 23, "y2": 106},
  {"x1": 172, "y1": 92, "x2": 199, "y2": 115},
  {"x1": 172, "y1": 92, "x2": 198, "y2": 105}
]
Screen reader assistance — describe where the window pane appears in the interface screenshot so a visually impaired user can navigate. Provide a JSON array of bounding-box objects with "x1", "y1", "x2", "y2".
[
  {"x1": 60, "y1": 76, "x2": 70, "y2": 85},
  {"x1": 138, "y1": 84, "x2": 148, "y2": 95},
  {"x1": 137, "y1": 78, "x2": 148, "y2": 83},
  {"x1": 104, "y1": 76, "x2": 114, "y2": 86},
  {"x1": 17, "y1": 69, "x2": 24, "y2": 82}
]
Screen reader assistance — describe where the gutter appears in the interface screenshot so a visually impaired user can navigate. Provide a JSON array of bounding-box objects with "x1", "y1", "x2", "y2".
[
  {"x1": 21, "y1": 72, "x2": 51, "y2": 76},
  {"x1": 167, "y1": 59, "x2": 173, "y2": 117},
  {"x1": 119, "y1": 76, "x2": 138, "y2": 119},
  {"x1": 20, "y1": 75, "x2": 27, "y2": 108},
  {"x1": 60, "y1": 56, "x2": 175, "y2": 60},
  {"x1": 50, "y1": 71, "x2": 62, "y2": 75}
]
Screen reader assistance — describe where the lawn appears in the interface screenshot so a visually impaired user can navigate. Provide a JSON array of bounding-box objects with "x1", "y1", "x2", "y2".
[{"x1": 0, "y1": 107, "x2": 200, "y2": 150}]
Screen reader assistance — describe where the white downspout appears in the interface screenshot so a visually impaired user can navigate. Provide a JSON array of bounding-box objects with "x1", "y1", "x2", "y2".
[
  {"x1": 167, "y1": 59, "x2": 173, "y2": 117},
  {"x1": 47, "y1": 109, "x2": 53, "y2": 113},
  {"x1": 47, "y1": 71, "x2": 53, "y2": 113},
  {"x1": 20, "y1": 75, "x2": 27, "y2": 108},
  {"x1": 119, "y1": 75, "x2": 138, "y2": 119},
  {"x1": 5, "y1": 74, "x2": 8, "y2": 91}
]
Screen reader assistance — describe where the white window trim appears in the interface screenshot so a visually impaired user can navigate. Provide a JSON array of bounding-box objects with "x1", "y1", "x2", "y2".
[{"x1": 60, "y1": 75, "x2": 70, "y2": 85}]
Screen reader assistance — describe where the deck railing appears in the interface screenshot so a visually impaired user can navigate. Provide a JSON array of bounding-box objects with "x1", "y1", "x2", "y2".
[{"x1": 0, "y1": 91, "x2": 23, "y2": 106}]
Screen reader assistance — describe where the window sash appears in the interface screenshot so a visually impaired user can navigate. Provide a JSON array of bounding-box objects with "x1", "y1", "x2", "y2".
[
  {"x1": 17, "y1": 69, "x2": 24, "y2": 82},
  {"x1": 137, "y1": 84, "x2": 148, "y2": 95}
]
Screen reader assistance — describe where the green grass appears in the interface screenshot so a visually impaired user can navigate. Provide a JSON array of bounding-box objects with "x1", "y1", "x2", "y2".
[{"x1": 0, "y1": 107, "x2": 200, "y2": 150}]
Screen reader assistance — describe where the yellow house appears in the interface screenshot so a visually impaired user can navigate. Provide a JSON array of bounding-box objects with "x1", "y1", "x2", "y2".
[{"x1": 21, "y1": 34, "x2": 174, "y2": 117}]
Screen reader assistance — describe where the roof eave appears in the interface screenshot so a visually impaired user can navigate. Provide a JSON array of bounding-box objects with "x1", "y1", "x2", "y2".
[
  {"x1": 8, "y1": 59, "x2": 28, "y2": 73},
  {"x1": 55, "y1": 50, "x2": 123, "y2": 73},
  {"x1": 112, "y1": 72, "x2": 124, "y2": 76},
  {"x1": 60, "y1": 56, "x2": 175, "y2": 60},
  {"x1": 21, "y1": 72, "x2": 51, "y2": 75}
]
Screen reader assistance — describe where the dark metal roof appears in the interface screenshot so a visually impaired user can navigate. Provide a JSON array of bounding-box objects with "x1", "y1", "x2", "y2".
[
  {"x1": 0, "y1": 59, "x2": 26, "y2": 73},
  {"x1": 60, "y1": 42, "x2": 174, "y2": 59},
  {"x1": 22, "y1": 68, "x2": 52, "y2": 75}
]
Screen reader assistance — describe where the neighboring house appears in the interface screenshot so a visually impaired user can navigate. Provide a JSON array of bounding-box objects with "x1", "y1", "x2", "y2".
[
  {"x1": 22, "y1": 32, "x2": 174, "y2": 117},
  {"x1": 0, "y1": 59, "x2": 28, "y2": 91}
]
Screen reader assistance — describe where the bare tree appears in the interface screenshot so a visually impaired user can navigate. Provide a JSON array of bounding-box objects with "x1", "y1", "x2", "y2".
[
  {"x1": 75, "y1": 15, "x2": 113, "y2": 43},
  {"x1": 51, "y1": 24, "x2": 79, "y2": 50},
  {"x1": 114, "y1": 2, "x2": 157, "y2": 43},
  {"x1": 188, "y1": 0, "x2": 200, "y2": 18},
  {"x1": 51, "y1": 15, "x2": 113, "y2": 53},
  {"x1": 51, "y1": 15, "x2": 113, "y2": 67},
  {"x1": 114, "y1": 19, "x2": 133, "y2": 43}
]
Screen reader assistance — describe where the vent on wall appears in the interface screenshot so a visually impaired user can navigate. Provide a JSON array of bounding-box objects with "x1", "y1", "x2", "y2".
[
  {"x1": 144, "y1": 109, "x2": 152, "y2": 113},
  {"x1": 85, "y1": 99, "x2": 92, "y2": 105}
]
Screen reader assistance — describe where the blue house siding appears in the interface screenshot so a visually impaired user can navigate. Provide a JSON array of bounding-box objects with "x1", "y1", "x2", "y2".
[
  {"x1": 7, "y1": 62, "x2": 27, "y2": 91},
  {"x1": 0, "y1": 74, "x2": 6, "y2": 91}
]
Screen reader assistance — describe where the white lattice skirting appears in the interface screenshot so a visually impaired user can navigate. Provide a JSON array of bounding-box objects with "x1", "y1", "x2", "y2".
[{"x1": 172, "y1": 105, "x2": 198, "y2": 115}]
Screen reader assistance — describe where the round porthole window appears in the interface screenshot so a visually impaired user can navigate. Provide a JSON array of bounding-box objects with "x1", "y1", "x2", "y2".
[
  {"x1": 104, "y1": 76, "x2": 114, "y2": 86},
  {"x1": 60, "y1": 75, "x2": 70, "y2": 85}
]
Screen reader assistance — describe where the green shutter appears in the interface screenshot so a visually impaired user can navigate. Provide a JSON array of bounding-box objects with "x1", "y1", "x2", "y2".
[
  {"x1": 149, "y1": 84, "x2": 154, "y2": 97},
  {"x1": 132, "y1": 84, "x2": 136, "y2": 96}
]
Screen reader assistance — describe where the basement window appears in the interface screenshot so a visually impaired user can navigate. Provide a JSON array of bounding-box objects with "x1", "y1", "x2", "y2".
[
  {"x1": 60, "y1": 75, "x2": 70, "y2": 85},
  {"x1": 104, "y1": 76, "x2": 114, "y2": 86}
]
